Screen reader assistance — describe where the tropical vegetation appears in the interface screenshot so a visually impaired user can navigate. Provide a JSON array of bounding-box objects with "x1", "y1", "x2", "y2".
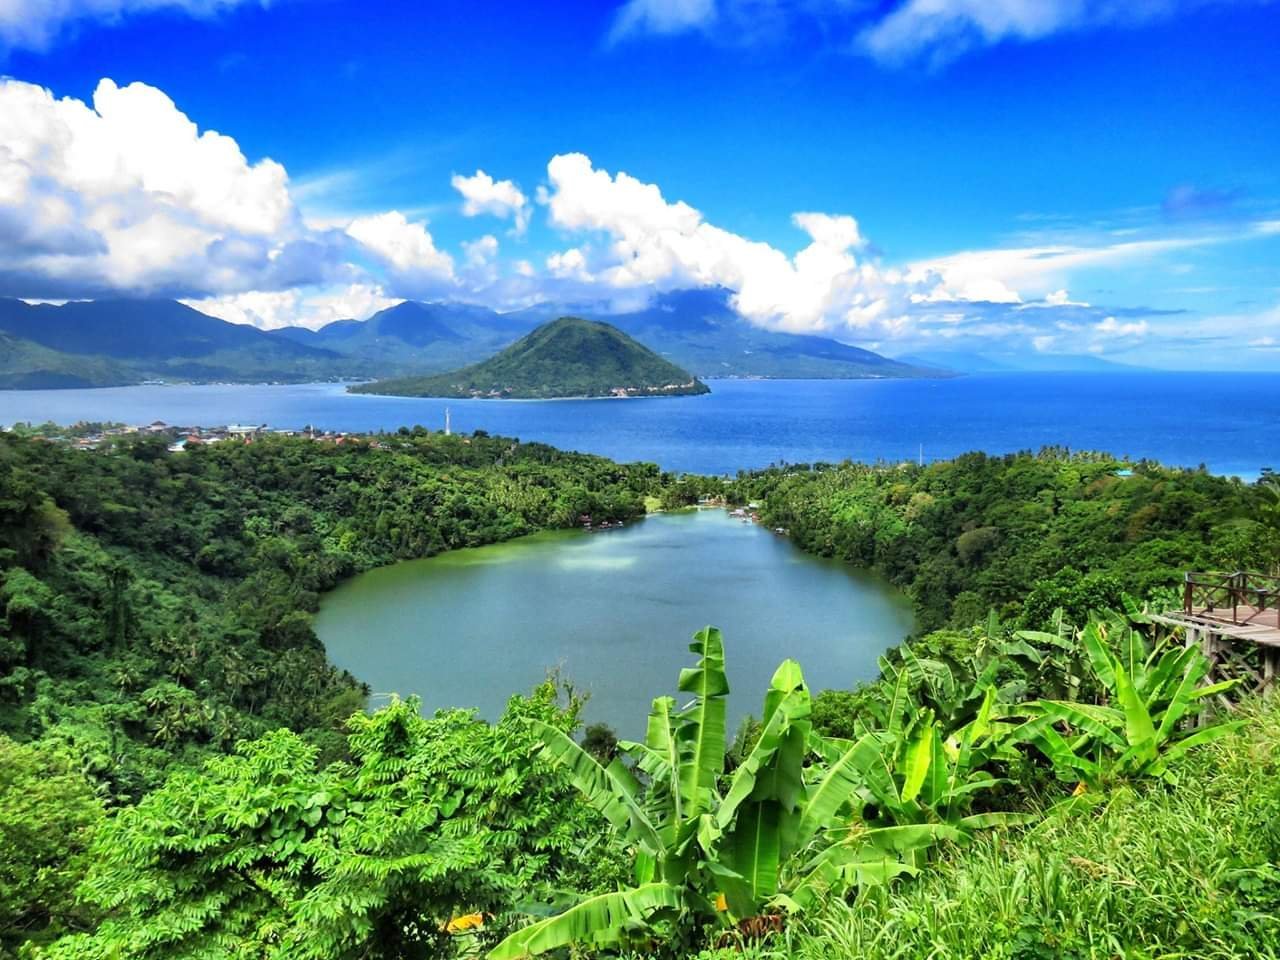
[{"x1": 2, "y1": 431, "x2": 1278, "y2": 958}]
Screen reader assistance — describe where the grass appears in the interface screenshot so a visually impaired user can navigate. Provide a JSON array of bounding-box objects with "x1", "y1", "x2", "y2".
[{"x1": 703, "y1": 698, "x2": 1280, "y2": 960}]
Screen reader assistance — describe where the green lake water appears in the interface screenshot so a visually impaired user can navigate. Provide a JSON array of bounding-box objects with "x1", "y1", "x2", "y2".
[{"x1": 315, "y1": 508, "x2": 915, "y2": 735}]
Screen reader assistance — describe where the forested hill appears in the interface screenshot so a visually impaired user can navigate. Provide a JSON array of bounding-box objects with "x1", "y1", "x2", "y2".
[
  {"x1": 350, "y1": 317, "x2": 711, "y2": 399},
  {"x1": 731, "y1": 451, "x2": 1278, "y2": 631},
  {"x1": 0, "y1": 429, "x2": 667, "y2": 803}
]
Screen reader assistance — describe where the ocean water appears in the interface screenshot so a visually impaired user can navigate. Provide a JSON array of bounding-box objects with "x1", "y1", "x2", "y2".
[{"x1": 2, "y1": 372, "x2": 1278, "y2": 479}]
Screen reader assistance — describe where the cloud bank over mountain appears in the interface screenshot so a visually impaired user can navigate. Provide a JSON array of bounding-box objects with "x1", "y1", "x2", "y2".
[{"x1": 0, "y1": 74, "x2": 1276, "y2": 367}]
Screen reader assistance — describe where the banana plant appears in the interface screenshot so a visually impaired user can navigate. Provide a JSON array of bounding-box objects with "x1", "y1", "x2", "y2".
[
  {"x1": 781, "y1": 677, "x2": 1033, "y2": 910},
  {"x1": 1012, "y1": 619, "x2": 1245, "y2": 787},
  {"x1": 489, "y1": 629, "x2": 1043, "y2": 958},
  {"x1": 488, "y1": 628, "x2": 818, "y2": 958}
]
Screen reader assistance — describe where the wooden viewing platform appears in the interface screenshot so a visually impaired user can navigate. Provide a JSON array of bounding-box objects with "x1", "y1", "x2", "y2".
[{"x1": 1151, "y1": 571, "x2": 1280, "y2": 690}]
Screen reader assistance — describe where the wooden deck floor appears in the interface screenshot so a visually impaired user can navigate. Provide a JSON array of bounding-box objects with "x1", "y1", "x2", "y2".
[{"x1": 1153, "y1": 605, "x2": 1280, "y2": 648}]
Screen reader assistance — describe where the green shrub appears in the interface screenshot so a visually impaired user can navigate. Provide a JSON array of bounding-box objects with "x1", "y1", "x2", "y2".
[{"x1": 723, "y1": 698, "x2": 1280, "y2": 960}]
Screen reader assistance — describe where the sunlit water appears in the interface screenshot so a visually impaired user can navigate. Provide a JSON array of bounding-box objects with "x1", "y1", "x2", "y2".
[
  {"x1": 314, "y1": 509, "x2": 915, "y2": 735},
  {"x1": 3, "y1": 373, "x2": 1278, "y2": 478}
]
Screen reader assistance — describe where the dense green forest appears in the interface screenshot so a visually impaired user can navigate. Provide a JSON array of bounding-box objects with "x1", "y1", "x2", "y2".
[
  {"x1": 353, "y1": 317, "x2": 710, "y2": 399},
  {"x1": 0, "y1": 430, "x2": 664, "y2": 803},
  {"x1": 730, "y1": 451, "x2": 1276, "y2": 630},
  {"x1": 3, "y1": 434, "x2": 1279, "y2": 958}
]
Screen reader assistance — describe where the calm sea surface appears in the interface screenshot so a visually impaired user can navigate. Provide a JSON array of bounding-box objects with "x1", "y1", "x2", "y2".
[
  {"x1": 314, "y1": 509, "x2": 915, "y2": 735},
  {"x1": 2, "y1": 372, "x2": 1276, "y2": 478}
]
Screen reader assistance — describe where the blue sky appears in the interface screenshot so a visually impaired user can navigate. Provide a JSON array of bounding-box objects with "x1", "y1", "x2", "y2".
[{"x1": 1, "y1": 0, "x2": 1278, "y2": 367}]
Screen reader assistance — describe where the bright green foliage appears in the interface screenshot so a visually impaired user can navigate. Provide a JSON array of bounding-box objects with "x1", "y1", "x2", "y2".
[
  {"x1": 491, "y1": 616, "x2": 1244, "y2": 958},
  {"x1": 1015, "y1": 618, "x2": 1246, "y2": 787},
  {"x1": 0, "y1": 737, "x2": 103, "y2": 957},
  {"x1": 790, "y1": 675, "x2": 1034, "y2": 910},
  {"x1": 732, "y1": 450, "x2": 1266, "y2": 630},
  {"x1": 0, "y1": 430, "x2": 668, "y2": 799},
  {"x1": 491, "y1": 630, "x2": 828, "y2": 957},
  {"x1": 491, "y1": 629, "x2": 1037, "y2": 958},
  {"x1": 43, "y1": 684, "x2": 621, "y2": 960},
  {"x1": 723, "y1": 698, "x2": 1280, "y2": 960}
]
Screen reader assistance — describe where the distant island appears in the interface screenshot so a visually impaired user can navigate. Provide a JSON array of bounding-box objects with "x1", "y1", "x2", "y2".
[{"x1": 350, "y1": 317, "x2": 710, "y2": 399}]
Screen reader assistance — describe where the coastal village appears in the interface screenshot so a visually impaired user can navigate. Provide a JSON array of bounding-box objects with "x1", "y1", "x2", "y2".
[{"x1": 1, "y1": 420, "x2": 370, "y2": 452}]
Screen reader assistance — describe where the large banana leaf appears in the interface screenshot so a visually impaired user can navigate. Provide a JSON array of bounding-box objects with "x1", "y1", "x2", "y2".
[
  {"x1": 797, "y1": 734, "x2": 881, "y2": 847},
  {"x1": 1152, "y1": 652, "x2": 1209, "y2": 739},
  {"x1": 1142, "y1": 646, "x2": 1197, "y2": 707},
  {"x1": 787, "y1": 843, "x2": 918, "y2": 910},
  {"x1": 529, "y1": 720, "x2": 663, "y2": 856},
  {"x1": 1012, "y1": 716, "x2": 1101, "y2": 781},
  {"x1": 1079, "y1": 622, "x2": 1117, "y2": 690},
  {"x1": 863, "y1": 822, "x2": 962, "y2": 853},
  {"x1": 717, "y1": 662, "x2": 810, "y2": 828},
  {"x1": 487, "y1": 883, "x2": 684, "y2": 959},
  {"x1": 1112, "y1": 660, "x2": 1157, "y2": 764},
  {"x1": 884, "y1": 667, "x2": 910, "y2": 743},
  {"x1": 620, "y1": 696, "x2": 683, "y2": 828},
  {"x1": 715, "y1": 661, "x2": 811, "y2": 916},
  {"x1": 900, "y1": 719, "x2": 934, "y2": 803},
  {"x1": 1146, "y1": 718, "x2": 1247, "y2": 772},
  {"x1": 958, "y1": 811, "x2": 1038, "y2": 831},
  {"x1": 1023, "y1": 701, "x2": 1127, "y2": 750},
  {"x1": 841, "y1": 732, "x2": 901, "y2": 815},
  {"x1": 719, "y1": 801, "x2": 783, "y2": 915},
  {"x1": 676, "y1": 627, "x2": 730, "y2": 818}
]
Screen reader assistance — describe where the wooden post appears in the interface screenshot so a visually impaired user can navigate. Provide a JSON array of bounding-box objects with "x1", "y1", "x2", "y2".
[
  {"x1": 1199, "y1": 628, "x2": 1218, "y2": 728},
  {"x1": 1201, "y1": 628, "x2": 1217, "y2": 666},
  {"x1": 1264, "y1": 648, "x2": 1278, "y2": 697}
]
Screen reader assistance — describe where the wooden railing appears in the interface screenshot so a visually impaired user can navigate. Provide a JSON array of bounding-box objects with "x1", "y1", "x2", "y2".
[{"x1": 1184, "y1": 571, "x2": 1280, "y2": 625}]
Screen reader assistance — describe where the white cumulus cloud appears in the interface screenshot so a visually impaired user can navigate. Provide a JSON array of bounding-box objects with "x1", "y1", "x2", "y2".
[
  {"x1": 451, "y1": 169, "x2": 529, "y2": 234},
  {"x1": 462, "y1": 234, "x2": 499, "y2": 267},
  {"x1": 541, "y1": 151, "x2": 915, "y2": 334},
  {"x1": 0, "y1": 76, "x2": 353, "y2": 299},
  {"x1": 347, "y1": 211, "x2": 453, "y2": 277},
  {"x1": 185, "y1": 283, "x2": 400, "y2": 330},
  {"x1": 0, "y1": 0, "x2": 263, "y2": 52}
]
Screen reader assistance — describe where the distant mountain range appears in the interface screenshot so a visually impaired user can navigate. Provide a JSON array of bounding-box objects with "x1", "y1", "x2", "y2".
[
  {"x1": 0, "y1": 298, "x2": 353, "y2": 388},
  {"x1": 275, "y1": 289, "x2": 934, "y2": 382},
  {"x1": 895, "y1": 349, "x2": 1143, "y2": 374},
  {"x1": 352, "y1": 317, "x2": 710, "y2": 399},
  {"x1": 0, "y1": 290, "x2": 941, "y2": 389}
]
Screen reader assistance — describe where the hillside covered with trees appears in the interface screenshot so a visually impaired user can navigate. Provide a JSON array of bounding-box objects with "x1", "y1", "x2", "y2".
[
  {"x1": 730, "y1": 451, "x2": 1277, "y2": 631},
  {"x1": 352, "y1": 317, "x2": 710, "y2": 399},
  {"x1": 2, "y1": 434, "x2": 1278, "y2": 958}
]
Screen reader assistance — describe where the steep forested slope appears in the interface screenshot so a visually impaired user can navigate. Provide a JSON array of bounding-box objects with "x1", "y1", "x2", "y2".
[
  {"x1": 733, "y1": 451, "x2": 1275, "y2": 630},
  {"x1": 0, "y1": 430, "x2": 664, "y2": 802},
  {"x1": 352, "y1": 317, "x2": 710, "y2": 398}
]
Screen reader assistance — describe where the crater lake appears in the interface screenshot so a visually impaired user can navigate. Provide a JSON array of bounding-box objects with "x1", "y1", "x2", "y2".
[{"x1": 313, "y1": 508, "x2": 916, "y2": 735}]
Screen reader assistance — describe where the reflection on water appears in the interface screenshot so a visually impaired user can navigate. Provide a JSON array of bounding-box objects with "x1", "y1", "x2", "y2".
[{"x1": 316, "y1": 509, "x2": 916, "y2": 736}]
